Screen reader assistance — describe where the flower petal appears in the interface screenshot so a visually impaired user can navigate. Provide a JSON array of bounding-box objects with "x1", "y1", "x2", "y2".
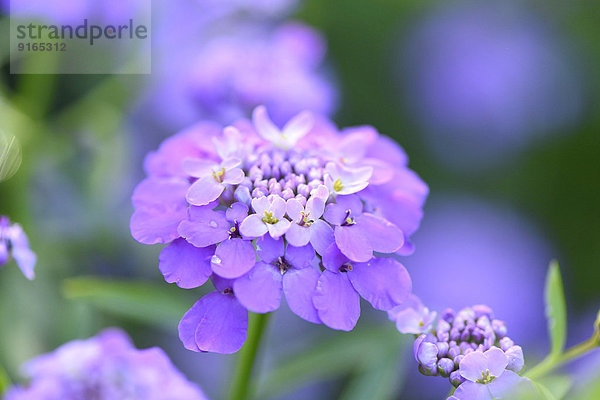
[
  {"x1": 132, "y1": 177, "x2": 189, "y2": 209},
  {"x1": 309, "y1": 219, "x2": 334, "y2": 255},
  {"x1": 233, "y1": 262, "x2": 282, "y2": 313},
  {"x1": 488, "y1": 372, "x2": 536, "y2": 399},
  {"x1": 130, "y1": 206, "x2": 187, "y2": 245},
  {"x1": 459, "y1": 351, "x2": 489, "y2": 382},
  {"x1": 334, "y1": 225, "x2": 372, "y2": 262},
  {"x1": 451, "y1": 382, "x2": 490, "y2": 400},
  {"x1": 267, "y1": 219, "x2": 291, "y2": 238},
  {"x1": 282, "y1": 110, "x2": 313, "y2": 144},
  {"x1": 226, "y1": 202, "x2": 249, "y2": 223},
  {"x1": 251, "y1": 196, "x2": 270, "y2": 216},
  {"x1": 211, "y1": 238, "x2": 256, "y2": 279},
  {"x1": 252, "y1": 105, "x2": 281, "y2": 143},
  {"x1": 484, "y1": 347, "x2": 509, "y2": 378},
  {"x1": 159, "y1": 239, "x2": 213, "y2": 289},
  {"x1": 269, "y1": 196, "x2": 287, "y2": 219},
  {"x1": 178, "y1": 291, "x2": 248, "y2": 354},
  {"x1": 223, "y1": 168, "x2": 245, "y2": 185},
  {"x1": 178, "y1": 207, "x2": 230, "y2": 247},
  {"x1": 283, "y1": 267, "x2": 322, "y2": 324},
  {"x1": 286, "y1": 198, "x2": 304, "y2": 222},
  {"x1": 285, "y1": 243, "x2": 315, "y2": 269},
  {"x1": 313, "y1": 271, "x2": 360, "y2": 331},
  {"x1": 321, "y1": 242, "x2": 349, "y2": 272},
  {"x1": 239, "y1": 214, "x2": 268, "y2": 238},
  {"x1": 256, "y1": 235, "x2": 285, "y2": 263},
  {"x1": 181, "y1": 158, "x2": 215, "y2": 178},
  {"x1": 348, "y1": 258, "x2": 411, "y2": 311},
  {"x1": 358, "y1": 213, "x2": 404, "y2": 253},
  {"x1": 285, "y1": 223, "x2": 311, "y2": 247},
  {"x1": 186, "y1": 175, "x2": 225, "y2": 206}
]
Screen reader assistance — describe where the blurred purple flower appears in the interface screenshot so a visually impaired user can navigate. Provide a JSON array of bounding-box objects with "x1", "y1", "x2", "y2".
[
  {"x1": 0, "y1": 216, "x2": 36, "y2": 280},
  {"x1": 449, "y1": 347, "x2": 537, "y2": 400},
  {"x1": 407, "y1": 197, "x2": 551, "y2": 345},
  {"x1": 131, "y1": 106, "x2": 427, "y2": 353},
  {"x1": 4, "y1": 328, "x2": 208, "y2": 400},
  {"x1": 141, "y1": 22, "x2": 337, "y2": 131},
  {"x1": 402, "y1": 1, "x2": 582, "y2": 168}
]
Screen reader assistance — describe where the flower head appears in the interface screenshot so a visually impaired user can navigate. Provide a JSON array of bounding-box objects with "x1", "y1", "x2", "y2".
[
  {"x1": 388, "y1": 294, "x2": 436, "y2": 334},
  {"x1": 0, "y1": 216, "x2": 36, "y2": 280},
  {"x1": 4, "y1": 329, "x2": 208, "y2": 400},
  {"x1": 131, "y1": 106, "x2": 427, "y2": 353}
]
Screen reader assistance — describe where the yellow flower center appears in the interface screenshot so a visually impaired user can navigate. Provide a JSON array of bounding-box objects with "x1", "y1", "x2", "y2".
[
  {"x1": 477, "y1": 369, "x2": 495, "y2": 384},
  {"x1": 262, "y1": 211, "x2": 279, "y2": 224},
  {"x1": 212, "y1": 168, "x2": 226, "y2": 183},
  {"x1": 333, "y1": 178, "x2": 344, "y2": 192}
]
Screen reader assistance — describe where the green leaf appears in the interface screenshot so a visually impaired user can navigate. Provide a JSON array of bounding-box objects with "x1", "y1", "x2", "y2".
[
  {"x1": 533, "y1": 381, "x2": 558, "y2": 400},
  {"x1": 254, "y1": 327, "x2": 404, "y2": 400},
  {"x1": 537, "y1": 375, "x2": 572, "y2": 400},
  {"x1": 338, "y1": 340, "x2": 404, "y2": 400},
  {"x1": 62, "y1": 277, "x2": 202, "y2": 328},
  {"x1": 544, "y1": 260, "x2": 567, "y2": 357}
]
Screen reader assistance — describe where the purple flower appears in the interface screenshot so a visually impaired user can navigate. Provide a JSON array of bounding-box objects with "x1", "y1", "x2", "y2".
[
  {"x1": 388, "y1": 294, "x2": 437, "y2": 334},
  {"x1": 4, "y1": 328, "x2": 208, "y2": 400},
  {"x1": 449, "y1": 347, "x2": 537, "y2": 400},
  {"x1": 131, "y1": 106, "x2": 426, "y2": 352},
  {"x1": 0, "y1": 216, "x2": 36, "y2": 280}
]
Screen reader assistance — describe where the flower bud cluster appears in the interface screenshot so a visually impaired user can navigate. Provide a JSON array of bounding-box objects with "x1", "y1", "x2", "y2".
[{"x1": 413, "y1": 305, "x2": 524, "y2": 387}]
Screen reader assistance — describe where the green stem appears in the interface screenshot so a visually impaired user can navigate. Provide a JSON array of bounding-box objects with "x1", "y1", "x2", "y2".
[
  {"x1": 227, "y1": 312, "x2": 271, "y2": 400},
  {"x1": 0, "y1": 361, "x2": 11, "y2": 395},
  {"x1": 526, "y1": 331, "x2": 600, "y2": 380}
]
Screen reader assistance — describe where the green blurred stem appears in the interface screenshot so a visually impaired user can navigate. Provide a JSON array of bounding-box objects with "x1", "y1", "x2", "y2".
[
  {"x1": 228, "y1": 312, "x2": 271, "y2": 400},
  {"x1": 0, "y1": 362, "x2": 11, "y2": 395},
  {"x1": 526, "y1": 330, "x2": 600, "y2": 380}
]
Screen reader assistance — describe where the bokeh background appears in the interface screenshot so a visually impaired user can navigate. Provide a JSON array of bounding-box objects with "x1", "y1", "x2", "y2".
[{"x1": 0, "y1": 0, "x2": 599, "y2": 399}]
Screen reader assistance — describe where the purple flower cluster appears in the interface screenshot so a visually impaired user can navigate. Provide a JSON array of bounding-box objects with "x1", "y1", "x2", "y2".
[
  {"x1": 4, "y1": 328, "x2": 207, "y2": 400},
  {"x1": 0, "y1": 216, "x2": 36, "y2": 280},
  {"x1": 405, "y1": 304, "x2": 536, "y2": 399},
  {"x1": 131, "y1": 106, "x2": 428, "y2": 353}
]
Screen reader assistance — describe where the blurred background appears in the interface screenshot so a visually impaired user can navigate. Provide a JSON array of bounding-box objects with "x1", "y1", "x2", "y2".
[{"x1": 0, "y1": 0, "x2": 599, "y2": 399}]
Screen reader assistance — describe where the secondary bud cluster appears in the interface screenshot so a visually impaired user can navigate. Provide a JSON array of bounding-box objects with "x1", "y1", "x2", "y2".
[{"x1": 413, "y1": 305, "x2": 524, "y2": 387}]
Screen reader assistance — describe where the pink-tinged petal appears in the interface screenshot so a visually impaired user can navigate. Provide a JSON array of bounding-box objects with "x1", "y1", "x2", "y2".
[
  {"x1": 239, "y1": 214, "x2": 268, "y2": 238},
  {"x1": 226, "y1": 202, "x2": 249, "y2": 223},
  {"x1": 484, "y1": 347, "x2": 509, "y2": 378},
  {"x1": 305, "y1": 195, "x2": 326, "y2": 220},
  {"x1": 459, "y1": 351, "x2": 489, "y2": 382},
  {"x1": 132, "y1": 178, "x2": 189, "y2": 209},
  {"x1": 251, "y1": 196, "x2": 270, "y2": 215},
  {"x1": 282, "y1": 110, "x2": 314, "y2": 144},
  {"x1": 222, "y1": 168, "x2": 245, "y2": 185},
  {"x1": 348, "y1": 258, "x2": 411, "y2": 311},
  {"x1": 256, "y1": 236, "x2": 285, "y2": 263},
  {"x1": 178, "y1": 292, "x2": 247, "y2": 353},
  {"x1": 159, "y1": 239, "x2": 213, "y2": 289},
  {"x1": 337, "y1": 126, "x2": 377, "y2": 163},
  {"x1": 130, "y1": 206, "x2": 187, "y2": 245},
  {"x1": 363, "y1": 158, "x2": 394, "y2": 185},
  {"x1": 233, "y1": 262, "x2": 283, "y2": 313},
  {"x1": 334, "y1": 225, "x2": 373, "y2": 262},
  {"x1": 270, "y1": 196, "x2": 287, "y2": 219},
  {"x1": 181, "y1": 159, "x2": 216, "y2": 178},
  {"x1": 186, "y1": 176, "x2": 225, "y2": 206},
  {"x1": 211, "y1": 238, "x2": 256, "y2": 279},
  {"x1": 252, "y1": 105, "x2": 280, "y2": 142},
  {"x1": 221, "y1": 158, "x2": 242, "y2": 171},
  {"x1": 309, "y1": 219, "x2": 335, "y2": 255},
  {"x1": 189, "y1": 292, "x2": 248, "y2": 354},
  {"x1": 177, "y1": 207, "x2": 230, "y2": 247},
  {"x1": 285, "y1": 223, "x2": 311, "y2": 247},
  {"x1": 286, "y1": 198, "x2": 304, "y2": 222},
  {"x1": 358, "y1": 213, "x2": 404, "y2": 253},
  {"x1": 283, "y1": 267, "x2": 322, "y2": 324},
  {"x1": 267, "y1": 219, "x2": 291, "y2": 238},
  {"x1": 313, "y1": 271, "x2": 360, "y2": 331},
  {"x1": 321, "y1": 242, "x2": 349, "y2": 272},
  {"x1": 285, "y1": 244, "x2": 315, "y2": 269}
]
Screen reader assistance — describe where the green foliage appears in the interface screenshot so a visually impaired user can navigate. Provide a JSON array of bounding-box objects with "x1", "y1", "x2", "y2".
[
  {"x1": 544, "y1": 260, "x2": 567, "y2": 357},
  {"x1": 0, "y1": 363, "x2": 10, "y2": 396},
  {"x1": 254, "y1": 327, "x2": 405, "y2": 400},
  {"x1": 62, "y1": 277, "x2": 202, "y2": 329}
]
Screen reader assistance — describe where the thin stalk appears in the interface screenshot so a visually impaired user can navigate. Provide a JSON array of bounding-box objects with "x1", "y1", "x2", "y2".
[
  {"x1": 227, "y1": 312, "x2": 271, "y2": 400},
  {"x1": 0, "y1": 362, "x2": 11, "y2": 395},
  {"x1": 526, "y1": 331, "x2": 600, "y2": 380}
]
